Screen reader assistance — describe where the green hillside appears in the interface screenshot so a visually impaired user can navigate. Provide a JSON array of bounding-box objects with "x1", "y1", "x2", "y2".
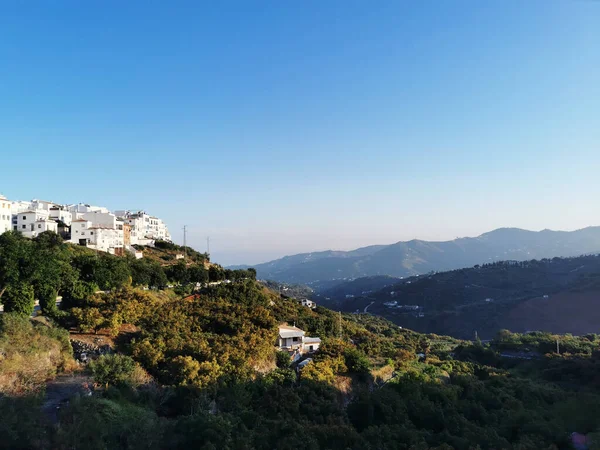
[{"x1": 3, "y1": 232, "x2": 600, "y2": 449}]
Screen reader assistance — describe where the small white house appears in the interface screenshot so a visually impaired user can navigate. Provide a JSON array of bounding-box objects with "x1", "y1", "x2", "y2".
[
  {"x1": 277, "y1": 325, "x2": 321, "y2": 353},
  {"x1": 70, "y1": 219, "x2": 93, "y2": 244},
  {"x1": 298, "y1": 298, "x2": 316, "y2": 309},
  {"x1": 15, "y1": 211, "x2": 57, "y2": 238}
]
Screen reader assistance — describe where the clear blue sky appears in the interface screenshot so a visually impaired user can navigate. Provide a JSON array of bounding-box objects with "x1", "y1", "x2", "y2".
[{"x1": 1, "y1": 1, "x2": 598, "y2": 265}]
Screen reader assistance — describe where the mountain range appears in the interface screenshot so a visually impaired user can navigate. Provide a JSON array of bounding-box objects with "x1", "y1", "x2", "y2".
[{"x1": 230, "y1": 227, "x2": 600, "y2": 284}]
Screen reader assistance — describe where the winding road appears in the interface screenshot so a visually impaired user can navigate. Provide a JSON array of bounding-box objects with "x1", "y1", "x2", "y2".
[{"x1": 364, "y1": 302, "x2": 375, "y2": 313}]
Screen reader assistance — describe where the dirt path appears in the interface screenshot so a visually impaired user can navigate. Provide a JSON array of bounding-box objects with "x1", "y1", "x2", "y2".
[{"x1": 42, "y1": 373, "x2": 94, "y2": 423}]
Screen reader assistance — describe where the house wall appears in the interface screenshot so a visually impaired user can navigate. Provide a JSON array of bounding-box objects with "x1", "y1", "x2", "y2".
[
  {"x1": 70, "y1": 220, "x2": 92, "y2": 244},
  {"x1": 16, "y1": 211, "x2": 49, "y2": 237},
  {"x1": 49, "y1": 209, "x2": 73, "y2": 226},
  {"x1": 123, "y1": 223, "x2": 131, "y2": 246},
  {"x1": 304, "y1": 341, "x2": 320, "y2": 352},
  {"x1": 279, "y1": 336, "x2": 303, "y2": 349},
  {"x1": 81, "y1": 211, "x2": 118, "y2": 229},
  {"x1": 0, "y1": 196, "x2": 11, "y2": 234}
]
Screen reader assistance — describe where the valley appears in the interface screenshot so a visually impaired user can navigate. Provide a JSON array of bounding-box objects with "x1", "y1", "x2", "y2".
[{"x1": 316, "y1": 254, "x2": 600, "y2": 339}]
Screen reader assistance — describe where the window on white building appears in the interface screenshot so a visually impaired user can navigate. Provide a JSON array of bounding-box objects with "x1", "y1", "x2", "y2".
[{"x1": 22, "y1": 225, "x2": 26, "y2": 229}]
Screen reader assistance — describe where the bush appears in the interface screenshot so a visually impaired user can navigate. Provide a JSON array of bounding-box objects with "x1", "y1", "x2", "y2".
[
  {"x1": 89, "y1": 354, "x2": 148, "y2": 387},
  {"x1": 344, "y1": 347, "x2": 371, "y2": 373},
  {"x1": 2, "y1": 284, "x2": 35, "y2": 316},
  {"x1": 276, "y1": 350, "x2": 291, "y2": 368}
]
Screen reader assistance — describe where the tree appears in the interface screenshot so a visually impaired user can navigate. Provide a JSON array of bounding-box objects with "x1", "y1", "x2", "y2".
[
  {"x1": 61, "y1": 280, "x2": 98, "y2": 309},
  {"x1": 167, "y1": 261, "x2": 189, "y2": 284},
  {"x1": 187, "y1": 265, "x2": 208, "y2": 285},
  {"x1": 2, "y1": 284, "x2": 35, "y2": 316},
  {"x1": 89, "y1": 354, "x2": 138, "y2": 386},
  {"x1": 0, "y1": 231, "x2": 31, "y2": 300},
  {"x1": 34, "y1": 230, "x2": 64, "y2": 249},
  {"x1": 344, "y1": 347, "x2": 371, "y2": 373},
  {"x1": 208, "y1": 266, "x2": 225, "y2": 282},
  {"x1": 276, "y1": 350, "x2": 291, "y2": 368},
  {"x1": 71, "y1": 307, "x2": 105, "y2": 334},
  {"x1": 94, "y1": 255, "x2": 131, "y2": 291}
]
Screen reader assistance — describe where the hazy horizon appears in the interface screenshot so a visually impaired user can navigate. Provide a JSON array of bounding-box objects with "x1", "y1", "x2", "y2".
[
  {"x1": 1, "y1": 2, "x2": 598, "y2": 266},
  {"x1": 218, "y1": 224, "x2": 600, "y2": 266}
]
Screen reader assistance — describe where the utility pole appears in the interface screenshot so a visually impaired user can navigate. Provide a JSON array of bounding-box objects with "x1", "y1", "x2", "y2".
[
  {"x1": 556, "y1": 339, "x2": 560, "y2": 355},
  {"x1": 206, "y1": 236, "x2": 210, "y2": 257},
  {"x1": 183, "y1": 225, "x2": 187, "y2": 260}
]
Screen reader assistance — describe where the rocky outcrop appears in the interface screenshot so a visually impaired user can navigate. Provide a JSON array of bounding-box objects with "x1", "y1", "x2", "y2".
[{"x1": 70, "y1": 339, "x2": 112, "y2": 363}]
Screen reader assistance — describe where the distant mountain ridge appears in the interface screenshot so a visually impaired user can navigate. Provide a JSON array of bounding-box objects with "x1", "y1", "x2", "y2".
[{"x1": 231, "y1": 227, "x2": 600, "y2": 284}]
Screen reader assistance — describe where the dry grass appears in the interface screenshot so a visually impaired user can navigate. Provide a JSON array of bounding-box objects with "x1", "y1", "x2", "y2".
[{"x1": 0, "y1": 314, "x2": 75, "y2": 396}]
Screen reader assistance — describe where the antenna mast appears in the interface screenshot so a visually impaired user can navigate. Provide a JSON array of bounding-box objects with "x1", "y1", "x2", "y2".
[
  {"x1": 206, "y1": 236, "x2": 210, "y2": 256},
  {"x1": 183, "y1": 225, "x2": 187, "y2": 260}
]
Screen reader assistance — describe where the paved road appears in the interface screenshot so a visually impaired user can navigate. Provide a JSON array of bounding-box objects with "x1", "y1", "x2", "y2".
[{"x1": 364, "y1": 302, "x2": 375, "y2": 313}]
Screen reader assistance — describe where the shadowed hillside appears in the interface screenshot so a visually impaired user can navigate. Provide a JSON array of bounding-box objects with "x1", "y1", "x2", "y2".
[{"x1": 322, "y1": 254, "x2": 600, "y2": 339}]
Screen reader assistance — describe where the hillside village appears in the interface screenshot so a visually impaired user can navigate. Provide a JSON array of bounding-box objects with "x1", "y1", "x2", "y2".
[{"x1": 0, "y1": 193, "x2": 171, "y2": 256}]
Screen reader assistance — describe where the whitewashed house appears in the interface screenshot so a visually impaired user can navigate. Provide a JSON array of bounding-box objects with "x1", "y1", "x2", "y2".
[
  {"x1": 118, "y1": 210, "x2": 171, "y2": 244},
  {"x1": 80, "y1": 211, "x2": 118, "y2": 229},
  {"x1": 88, "y1": 226, "x2": 123, "y2": 255},
  {"x1": 277, "y1": 325, "x2": 321, "y2": 353},
  {"x1": 10, "y1": 200, "x2": 34, "y2": 214},
  {"x1": 0, "y1": 195, "x2": 12, "y2": 234},
  {"x1": 298, "y1": 298, "x2": 316, "y2": 309},
  {"x1": 49, "y1": 207, "x2": 73, "y2": 226},
  {"x1": 67, "y1": 203, "x2": 109, "y2": 214},
  {"x1": 30, "y1": 199, "x2": 58, "y2": 211},
  {"x1": 70, "y1": 219, "x2": 93, "y2": 244},
  {"x1": 15, "y1": 211, "x2": 58, "y2": 238}
]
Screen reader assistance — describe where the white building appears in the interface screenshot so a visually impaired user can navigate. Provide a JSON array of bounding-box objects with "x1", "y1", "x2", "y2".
[
  {"x1": 298, "y1": 298, "x2": 316, "y2": 309},
  {"x1": 49, "y1": 207, "x2": 73, "y2": 226},
  {"x1": 3, "y1": 196, "x2": 170, "y2": 252},
  {"x1": 80, "y1": 211, "x2": 118, "y2": 229},
  {"x1": 118, "y1": 210, "x2": 171, "y2": 244},
  {"x1": 67, "y1": 203, "x2": 109, "y2": 215},
  {"x1": 70, "y1": 219, "x2": 92, "y2": 244},
  {"x1": 30, "y1": 199, "x2": 58, "y2": 211},
  {"x1": 88, "y1": 226, "x2": 124, "y2": 255},
  {"x1": 15, "y1": 210, "x2": 58, "y2": 238},
  {"x1": 11, "y1": 200, "x2": 34, "y2": 214},
  {"x1": 0, "y1": 195, "x2": 12, "y2": 234},
  {"x1": 277, "y1": 325, "x2": 321, "y2": 353}
]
